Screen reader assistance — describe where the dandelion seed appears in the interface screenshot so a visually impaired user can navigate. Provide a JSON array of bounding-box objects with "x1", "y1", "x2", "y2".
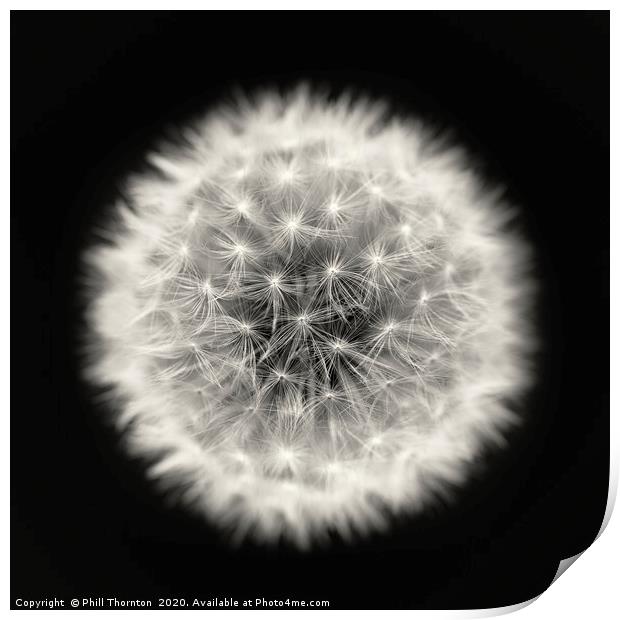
[
  {"x1": 187, "y1": 208, "x2": 199, "y2": 225},
  {"x1": 279, "y1": 167, "x2": 296, "y2": 184},
  {"x1": 236, "y1": 199, "x2": 251, "y2": 216}
]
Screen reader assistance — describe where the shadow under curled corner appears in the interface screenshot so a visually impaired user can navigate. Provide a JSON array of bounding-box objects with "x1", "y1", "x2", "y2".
[{"x1": 473, "y1": 461, "x2": 616, "y2": 617}]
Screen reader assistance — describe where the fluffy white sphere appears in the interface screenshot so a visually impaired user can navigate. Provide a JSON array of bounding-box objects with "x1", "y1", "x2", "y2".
[{"x1": 84, "y1": 87, "x2": 534, "y2": 546}]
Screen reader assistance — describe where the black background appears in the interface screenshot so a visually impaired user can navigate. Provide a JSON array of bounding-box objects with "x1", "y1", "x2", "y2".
[{"x1": 11, "y1": 11, "x2": 609, "y2": 610}]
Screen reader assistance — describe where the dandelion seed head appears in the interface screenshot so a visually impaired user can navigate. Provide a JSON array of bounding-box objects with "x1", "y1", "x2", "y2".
[{"x1": 84, "y1": 87, "x2": 535, "y2": 547}]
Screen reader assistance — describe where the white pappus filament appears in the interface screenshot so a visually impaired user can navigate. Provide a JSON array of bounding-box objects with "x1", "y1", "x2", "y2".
[{"x1": 84, "y1": 87, "x2": 535, "y2": 547}]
